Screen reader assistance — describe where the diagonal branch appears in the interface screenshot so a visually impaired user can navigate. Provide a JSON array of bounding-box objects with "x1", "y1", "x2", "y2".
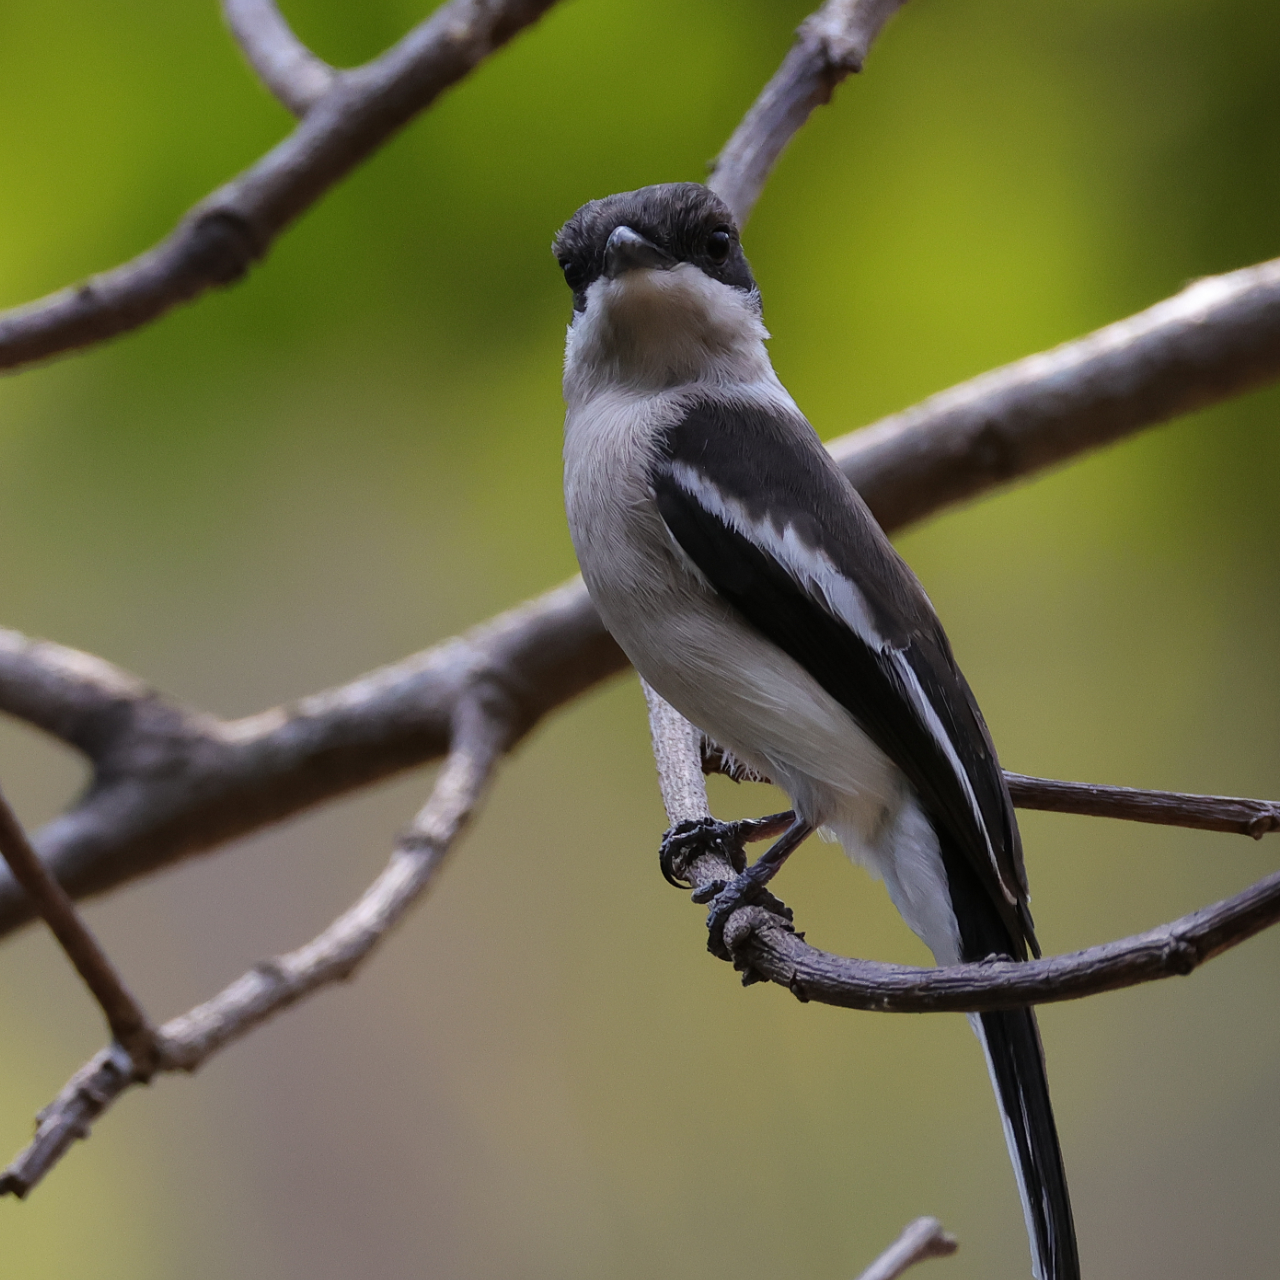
[
  {"x1": 0, "y1": 691, "x2": 510, "y2": 1199},
  {"x1": 836, "y1": 260, "x2": 1280, "y2": 532},
  {"x1": 854, "y1": 1217, "x2": 958, "y2": 1280},
  {"x1": 0, "y1": 787, "x2": 158, "y2": 1075},
  {"x1": 0, "y1": 580, "x2": 619, "y2": 936},
  {"x1": 710, "y1": 0, "x2": 910, "y2": 226},
  {"x1": 0, "y1": 0, "x2": 563, "y2": 374},
  {"x1": 223, "y1": 0, "x2": 337, "y2": 116}
]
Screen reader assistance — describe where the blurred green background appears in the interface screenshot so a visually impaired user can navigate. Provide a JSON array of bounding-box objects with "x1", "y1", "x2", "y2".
[{"x1": 1, "y1": 0, "x2": 1279, "y2": 1276}]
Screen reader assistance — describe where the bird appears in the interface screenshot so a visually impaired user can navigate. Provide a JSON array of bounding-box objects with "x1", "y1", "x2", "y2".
[{"x1": 553, "y1": 182, "x2": 1077, "y2": 1280}]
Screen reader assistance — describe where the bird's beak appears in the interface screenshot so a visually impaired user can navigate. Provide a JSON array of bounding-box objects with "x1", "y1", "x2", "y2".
[{"x1": 604, "y1": 225, "x2": 676, "y2": 278}]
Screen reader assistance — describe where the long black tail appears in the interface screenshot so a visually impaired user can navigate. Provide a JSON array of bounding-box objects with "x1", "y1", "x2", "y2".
[
  {"x1": 938, "y1": 830, "x2": 1079, "y2": 1279},
  {"x1": 972, "y1": 1006, "x2": 1079, "y2": 1280}
]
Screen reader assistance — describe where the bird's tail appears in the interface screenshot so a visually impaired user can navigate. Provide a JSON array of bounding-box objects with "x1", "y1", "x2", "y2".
[{"x1": 970, "y1": 1007, "x2": 1079, "y2": 1280}]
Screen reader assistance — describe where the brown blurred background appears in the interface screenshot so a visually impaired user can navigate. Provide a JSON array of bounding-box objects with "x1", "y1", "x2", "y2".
[{"x1": 1, "y1": 0, "x2": 1279, "y2": 1276}]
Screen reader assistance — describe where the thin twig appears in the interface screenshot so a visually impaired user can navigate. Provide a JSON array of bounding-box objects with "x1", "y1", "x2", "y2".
[
  {"x1": 0, "y1": 695, "x2": 509, "y2": 1198},
  {"x1": 710, "y1": 0, "x2": 909, "y2": 226},
  {"x1": 0, "y1": 0, "x2": 562, "y2": 374},
  {"x1": 854, "y1": 1217, "x2": 958, "y2": 1280},
  {"x1": 1005, "y1": 772, "x2": 1280, "y2": 838},
  {"x1": 0, "y1": 787, "x2": 158, "y2": 1075},
  {"x1": 701, "y1": 744, "x2": 1280, "y2": 839},
  {"x1": 222, "y1": 0, "x2": 337, "y2": 116}
]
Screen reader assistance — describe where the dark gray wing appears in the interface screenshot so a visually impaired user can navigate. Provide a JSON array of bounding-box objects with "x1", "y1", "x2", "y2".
[{"x1": 651, "y1": 395, "x2": 1035, "y2": 954}]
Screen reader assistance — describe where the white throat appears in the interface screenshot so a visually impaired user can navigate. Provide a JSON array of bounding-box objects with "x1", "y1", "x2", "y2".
[{"x1": 562, "y1": 263, "x2": 773, "y2": 407}]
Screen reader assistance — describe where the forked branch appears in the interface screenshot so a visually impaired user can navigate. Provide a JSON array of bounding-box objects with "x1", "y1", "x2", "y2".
[
  {"x1": 222, "y1": 0, "x2": 336, "y2": 115},
  {"x1": 0, "y1": 693, "x2": 508, "y2": 1198},
  {"x1": 0, "y1": 0, "x2": 562, "y2": 373},
  {"x1": 0, "y1": 789, "x2": 158, "y2": 1075}
]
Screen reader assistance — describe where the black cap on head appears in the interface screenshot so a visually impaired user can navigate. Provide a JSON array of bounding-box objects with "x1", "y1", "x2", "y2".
[{"x1": 553, "y1": 183, "x2": 756, "y2": 313}]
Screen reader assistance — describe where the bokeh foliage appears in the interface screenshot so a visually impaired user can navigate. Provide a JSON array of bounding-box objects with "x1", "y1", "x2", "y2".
[{"x1": 0, "y1": 0, "x2": 1278, "y2": 1277}]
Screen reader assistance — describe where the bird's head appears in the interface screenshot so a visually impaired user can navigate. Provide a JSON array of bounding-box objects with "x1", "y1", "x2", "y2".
[{"x1": 553, "y1": 183, "x2": 768, "y2": 395}]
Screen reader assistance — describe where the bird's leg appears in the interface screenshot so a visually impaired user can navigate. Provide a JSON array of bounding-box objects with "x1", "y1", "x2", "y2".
[
  {"x1": 659, "y1": 811, "x2": 794, "y2": 888},
  {"x1": 693, "y1": 817, "x2": 815, "y2": 960}
]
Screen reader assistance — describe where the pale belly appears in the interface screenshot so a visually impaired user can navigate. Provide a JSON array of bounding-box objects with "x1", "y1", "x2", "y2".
[{"x1": 563, "y1": 395, "x2": 958, "y2": 963}]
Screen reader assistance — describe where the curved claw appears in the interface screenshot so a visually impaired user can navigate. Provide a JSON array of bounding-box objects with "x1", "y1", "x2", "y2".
[{"x1": 658, "y1": 817, "x2": 747, "y2": 889}]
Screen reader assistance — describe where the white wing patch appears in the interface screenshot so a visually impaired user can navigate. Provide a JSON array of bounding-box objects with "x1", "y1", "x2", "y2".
[
  {"x1": 668, "y1": 460, "x2": 886, "y2": 652},
  {"x1": 667, "y1": 458, "x2": 1006, "y2": 890}
]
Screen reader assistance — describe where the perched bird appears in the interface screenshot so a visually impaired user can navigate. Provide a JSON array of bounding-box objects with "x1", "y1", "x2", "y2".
[{"x1": 554, "y1": 182, "x2": 1077, "y2": 1280}]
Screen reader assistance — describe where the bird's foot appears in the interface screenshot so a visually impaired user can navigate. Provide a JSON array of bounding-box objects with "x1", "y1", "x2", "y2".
[
  {"x1": 658, "y1": 811, "x2": 793, "y2": 889},
  {"x1": 693, "y1": 866, "x2": 795, "y2": 961},
  {"x1": 694, "y1": 817, "x2": 813, "y2": 961}
]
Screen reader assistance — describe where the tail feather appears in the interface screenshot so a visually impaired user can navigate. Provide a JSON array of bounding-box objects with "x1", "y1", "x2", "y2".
[{"x1": 971, "y1": 1007, "x2": 1079, "y2": 1280}]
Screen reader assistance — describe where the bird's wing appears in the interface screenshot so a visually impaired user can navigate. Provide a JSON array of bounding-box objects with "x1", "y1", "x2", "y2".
[{"x1": 650, "y1": 394, "x2": 1034, "y2": 953}]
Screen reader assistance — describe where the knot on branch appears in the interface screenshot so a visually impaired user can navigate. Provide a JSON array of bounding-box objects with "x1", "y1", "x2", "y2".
[
  {"x1": 187, "y1": 210, "x2": 265, "y2": 286},
  {"x1": 1159, "y1": 933, "x2": 1199, "y2": 976},
  {"x1": 722, "y1": 903, "x2": 795, "y2": 981},
  {"x1": 1246, "y1": 809, "x2": 1280, "y2": 838},
  {"x1": 970, "y1": 419, "x2": 1019, "y2": 480},
  {"x1": 803, "y1": 19, "x2": 866, "y2": 79}
]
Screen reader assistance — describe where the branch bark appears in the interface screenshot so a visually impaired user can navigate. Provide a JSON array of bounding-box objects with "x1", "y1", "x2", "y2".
[
  {"x1": 700, "y1": 745, "x2": 1280, "y2": 838},
  {"x1": 836, "y1": 261, "x2": 1280, "y2": 532},
  {"x1": 222, "y1": 0, "x2": 337, "y2": 115},
  {"x1": 0, "y1": 0, "x2": 562, "y2": 374},
  {"x1": 0, "y1": 692, "x2": 508, "y2": 1198},
  {"x1": 854, "y1": 1217, "x2": 958, "y2": 1280},
  {"x1": 709, "y1": 0, "x2": 909, "y2": 225},
  {"x1": 1004, "y1": 772, "x2": 1280, "y2": 839},
  {"x1": 0, "y1": 788, "x2": 158, "y2": 1075}
]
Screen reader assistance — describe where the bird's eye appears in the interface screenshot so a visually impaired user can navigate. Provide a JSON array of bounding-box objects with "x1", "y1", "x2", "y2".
[
  {"x1": 561, "y1": 259, "x2": 584, "y2": 291},
  {"x1": 706, "y1": 228, "x2": 732, "y2": 265}
]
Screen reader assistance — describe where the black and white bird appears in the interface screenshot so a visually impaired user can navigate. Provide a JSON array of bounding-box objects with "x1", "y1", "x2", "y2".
[{"x1": 554, "y1": 182, "x2": 1077, "y2": 1280}]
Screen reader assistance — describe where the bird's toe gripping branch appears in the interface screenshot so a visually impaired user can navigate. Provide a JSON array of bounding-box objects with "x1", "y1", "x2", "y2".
[{"x1": 659, "y1": 811, "x2": 805, "y2": 963}]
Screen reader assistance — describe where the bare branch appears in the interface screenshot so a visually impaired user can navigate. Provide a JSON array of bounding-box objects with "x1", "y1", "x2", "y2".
[
  {"x1": 834, "y1": 261, "x2": 1280, "y2": 532},
  {"x1": 222, "y1": 0, "x2": 337, "y2": 116},
  {"x1": 1004, "y1": 772, "x2": 1280, "y2": 839},
  {"x1": 651, "y1": 705, "x2": 1280, "y2": 1013},
  {"x1": 0, "y1": 0, "x2": 562, "y2": 374},
  {"x1": 728, "y1": 869, "x2": 1280, "y2": 1013},
  {"x1": 854, "y1": 1217, "x2": 958, "y2": 1280},
  {"x1": 0, "y1": 694, "x2": 508, "y2": 1198},
  {"x1": 0, "y1": 788, "x2": 158, "y2": 1075},
  {"x1": 700, "y1": 745, "x2": 1280, "y2": 839},
  {"x1": 710, "y1": 0, "x2": 909, "y2": 226},
  {"x1": 0, "y1": 581, "x2": 620, "y2": 936}
]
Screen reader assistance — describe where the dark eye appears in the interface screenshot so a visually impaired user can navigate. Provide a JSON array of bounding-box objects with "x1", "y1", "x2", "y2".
[
  {"x1": 561, "y1": 259, "x2": 584, "y2": 291},
  {"x1": 706, "y1": 228, "x2": 732, "y2": 265}
]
